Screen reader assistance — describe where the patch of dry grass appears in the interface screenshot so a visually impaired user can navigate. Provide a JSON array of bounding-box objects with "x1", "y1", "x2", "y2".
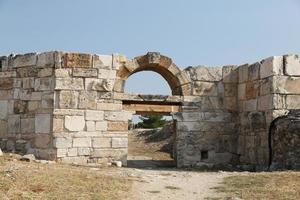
[
  {"x1": 213, "y1": 172, "x2": 300, "y2": 200},
  {"x1": 0, "y1": 154, "x2": 132, "y2": 200}
]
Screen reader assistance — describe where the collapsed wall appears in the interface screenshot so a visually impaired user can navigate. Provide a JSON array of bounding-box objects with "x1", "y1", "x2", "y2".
[{"x1": 0, "y1": 51, "x2": 299, "y2": 170}]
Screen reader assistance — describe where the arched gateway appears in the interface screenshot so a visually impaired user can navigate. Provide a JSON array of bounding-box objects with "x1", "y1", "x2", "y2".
[{"x1": 0, "y1": 51, "x2": 299, "y2": 170}]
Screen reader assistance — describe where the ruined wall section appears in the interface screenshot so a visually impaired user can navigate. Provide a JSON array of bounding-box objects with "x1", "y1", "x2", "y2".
[
  {"x1": 52, "y1": 53, "x2": 132, "y2": 165},
  {"x1": 174, "y1": 65, "x2": 239, "y2": 168},
  {"x1": 0, "y1": 52, "x2": 56, "y2": 159}
]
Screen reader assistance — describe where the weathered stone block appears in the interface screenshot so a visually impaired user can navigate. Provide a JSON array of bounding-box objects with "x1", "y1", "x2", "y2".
[
  {"x1": 13, "y1": 53, "x2": 37, "y2": 68},
  {"x1": 73, "y1": 138, "x2": 91, "y2": 147},
  {"x1": 21, "y1": 118, "x2": 35, "y2": 134},
  {"x1": 0, "y1": 100, "x2": 8, "y2": 119},
  {"x1": 34, "y1": 134, "x2": 51, "y2": 149},
  {"x1": 54, "y1": 137, "x2": 72, "y2": 148},
  {"x1": 260, "y1": 56, "x2": 283, "y2": 78},
  {"x1": 58, "y1": 91, "x2": 78, "y2": 109},
  {"x1": 77, "y1": 148, "x2": 90, "y2": 156},
  {"x1": 38, "y1": 68, "x2": 53, "y2": 77},
  {"x1": 34, "y1": 78, "x2": 54, "y2": 91},
  {"x1": 224, "y1": 84, "x2": 237, "y2": 97},
  {"x1": 96, "y1": 102, "x2": 122, "y2": 111},
  {"x1": 238, "y1": 83, "x2": 246, "y2": 100},
  {"x1": 0, "y1": 120, "x2": 7, "y2": 137},
  {"x1": 185, "y1": 66, "x2": 222, "y2": 81},
  {"x1": 53, "y1": 118, "x2": 64, "y2": 132},
  {"x1": 55, "y1": 78, "x2": 84, "y2": 90},
  {"x1": 86, "y1": 121, "x2": 96, "y2": 131},
  {"x1": 63, "y1": 53, "x2": 92, "y2": 68},
  {"x1": 284, "y1": 54, "x2": 300, "y2": 76},
  {"x1": 243, "y1": 99, "x2": 257, "y2": 112},
  {"x1": 95, "y1": 121, "x2": 108, "y2": 131},
  {"x1": 112, "y1": 138, "x2": 128, "y2": 148},
  {"x1": 104, "y1": 111, "x2": 132, "y2": 122},
  {"x1": 64, "y1": 116, "x2": 85, "y2": 131},
  {"x1": 238, "y1": 64, "x2": 248, "y2": 83},
  {"x1": 92, "y1": 137, "x2": 111, "y2": 148},
  {"x1": 274, "y1": 76, "x2": 300, "y2": 94},
  {"x1": 53, "y1": 109, "x2": 84, "y2": 116},
  {"x1": 67, "y1": 148, "x2": 78, "y2": 156},
  {"x1": 37, "y1": 52, "x2": 55, "y2": 67},
  {"x1": 222, "y1": 65, "x2": 238, "y2": 83},
  {"x1": 85, "y1": 78, "x2": 114, "y2": 92},
  {"x1": 192, "y1": 82, "x2": 217, "y2": 96},
  {"x1": 55, "y1": 69, "x2": 71, "y2": 78},
  {"x1": 245, "y1": 82, "x2": 259, "y2": 99},
  {"x1": 35, "y1": 114, "x2": 51, "y2": 134},
  {"x1": 107, "y1": 121, "x2": 128, "y2": 131},
  {"x1": 73, "y1": 68, "x2": 98, "y2": 77},
  {"x1": 98, "y1": 69, "x2": 116, "y2": 79},
  {"x1": 248, "y1": 62, "x2": 260, "y2": 81},
  {"x1": 286, "y1": 95, "x2": 300, "y2": 109},
  {"x1": 0, "y1": 71, "x2": 17, "y2": 78},
  {"x1": 57, "y1": 148, "x2": 67, "y2": 157},
  {"x1": 0, "y1": 79, "x2": 14, "y2": 90},
  {"x1": 93, "y1": 54, "x2": 113, "y2": 69},
  {"x1": 85, "y1": 110, "x2": 104, "y2": 121},
  {"x1": 8, "y1": 115, "x2": 20, "y2": 134},
  {"x1": 78, "y1": 91, "x2": 97, "y2": 109}
]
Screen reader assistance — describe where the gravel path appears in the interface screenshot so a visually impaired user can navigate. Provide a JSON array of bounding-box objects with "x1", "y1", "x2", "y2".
[{"x1": 122, "y1": 168, "x2": 229, "y2": 200}]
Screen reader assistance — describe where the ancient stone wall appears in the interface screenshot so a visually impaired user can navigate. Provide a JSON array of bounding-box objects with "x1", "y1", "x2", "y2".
[{"x1": 0, "y1": 51, "x2": 299, "y2": 170}]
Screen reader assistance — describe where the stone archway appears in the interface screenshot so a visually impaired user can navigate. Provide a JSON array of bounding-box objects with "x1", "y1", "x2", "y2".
[{"x1": 113, "y1": 52, "x2": 191, "y2": 96}]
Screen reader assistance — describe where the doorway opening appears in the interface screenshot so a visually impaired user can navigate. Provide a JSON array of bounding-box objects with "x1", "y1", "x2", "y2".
[{"x1": 123, "y1": 71, "x2": 179, "y2": 168}]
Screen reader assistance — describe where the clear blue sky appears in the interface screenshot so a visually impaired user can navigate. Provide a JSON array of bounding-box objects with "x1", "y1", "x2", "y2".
[{"x1": 1, "y1": 0, "x2": 300, "y2": 95}]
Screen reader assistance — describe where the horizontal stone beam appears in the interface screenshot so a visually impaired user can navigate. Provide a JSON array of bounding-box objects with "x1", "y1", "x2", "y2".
[{"x1": 122, "y1": 103, "x2": 180, "y2": 115}]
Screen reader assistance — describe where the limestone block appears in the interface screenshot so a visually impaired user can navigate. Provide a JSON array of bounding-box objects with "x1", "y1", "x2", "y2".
[
  {"x1": 60, "y1": 157, "x2": 88, "y2": 164},
  {"x1": 113, "y1": 79, "x2": 125, "y2": 92},
  {"x1": 13, "y1": 53, "x2": 37, "y2": 68},
  {"x1": 238, "y1": 83, "x2": 246, "y2": 100},
  {"x1": 64, "y1": 116, "x2": 85, "y2": 131},
  {"x1": 53, "y1": 118, "x2": 64, "y2": 132},
  {"x1": 21, "y1": 118, "x2": 35, "y2": 134},
  {"x1": 274, "y1": 76, "x2": 300, "y2": 94},
  {"x1": 93, "y1": 54, "x2": 113, "y2": 69},
  {"x1": 57, "y1": 148, "x2": 67, "y2": 157},
  {"x1": 58, "y1": 90, "x2": 79, "y2": 109},
  {"x1": 97, "y1": 102, "x2": 122, "y2": 111},
  {"x1": 38, "y1": 68, "x2": 54, "y2": 77},
  {"x1": 286, "y1": 95, "x2": 300, "y2": 109},
  {"x1": 222, "y1": 65, "x2": 238, "y2": 83},
  {"x1": 185, "y1": 66, "x2": 222, "y2": 81},
  {"x1": 73, "y1": 138, "x2": 91, "y2": 147},
  {"x1": 55, "y1": 78, "x2": 84, "y2": 90},
  {"x1": 78, "y1": 91, "x2": 97, "y2": 109},
  {"x1": 41, "y1": 99, "x2": 53, "y2": 109},
  {"x1": 192, "y1": 81, "x2": 217, "y2": 96},
  {"x1": 85, "y1": 78, "x2": 114, "y2": 92},
  {"x1": 67, "y1": 148, "x2": 78, "y2": 156},
  {"x1": 104, "y1": 111, "x2": 132, "y2": 121},
  {"x1": 85, "y1": 110, "x2": 104, "y2": 121},
  {"x1": 34, "y1": 78, "x2": 54, "y2": 91},
  {"x1": 63, "y1": 53, "x2": 92, "y2": 68},
  {"x1": 107, "y1": 121, "x2": 128, "y2": 131},
  {"x1": 257, "y1": 94, "x2": 284, "y2": 111},
  {"x1": 8, "y1": 115, "x2": 20, "y2": 134},
  {"x1": 0, "y1": 79, "x2": 14, "y2": 90},
  {"x1": 243, "y1": 99, "x2": 257, "y2": 112},
  {"x1": 53, "y1": 109, "x2": 84, "y2": 116},
  {"x1": 92, "y1": 137, "x2": 112, "y2": 148},
  {"x1": 260, "y1": 77, "x2": 273, "y2": 96},
  {"x1": 77, "y1": 148, "x2": 90, "y2": 156},
  {"x1": 22, "y1": 78, "x2": 34, "y2": 89},
  {"x1": 0, "y1": 100, "x2": 8, "y2": 119},
  {"x1": 34, "y1": 134, "x2": 51, "y2": 149},
  {"x1": 284, "y1": 54, "x2": 300, "y2": 76},
  {"x1": 28, "y1": 101, "x2": 40, "y2": 112},
  {"x1": 98, "y1": 69, "x2": 116, "y2": 79},
  {"x1": 37, "y1": 52, "x2": 55, "y2": 67},
  {"x1": 224, "y1": 83, "x2": 237, "y2": 97},
  {"x1": 238, "y1": 64, "x2": 248, "y2": 83},
  {"x1": 95, "y1": 121, "x2": 108, "y2": 131},
  {"x1": 224, "y1": 96, "x2": 238, "y2": 111},
  {"x1": 91, "y1": 148, "x2": 127, "y2": 159},
  {"x1": 73, "y1": 68, "x2": 97, "y2": 77},
  {"x1": 53, "y1": 137, "x2": 72, "y2": 148},
  {"x1": 19, "y1": 90, "x2": 32, "y2": 101},
  {"x1": 35, "y1": 114, "x2": 51, "y2": 134},
  {"x1": 86, "y1": 121, "x2": 96, "y2": 131},
  {"x1": 0, "y1": 71, "x2": 17, "y2": 78},
  {"x1": 245, "y1": 81, "x2": 259, "y2": 99},
  {"x1": 112, "y1": 138, "x2": 128, "y2": 148},
  {"x1": 260, "y1": 56, "x2": 283, "y2": 79},
  {"x1": 0, "y1": 90, "x2": 13, "y2": 100},
  {"x1": 55, "y1": 69, "x2": 71, "y2": 78},
  {"x1": 248, "y1": 62, "x2": 260, "y2": 81},
  {"x1": 0, "y1": 120, "x2": 7, "y2": 137}
]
